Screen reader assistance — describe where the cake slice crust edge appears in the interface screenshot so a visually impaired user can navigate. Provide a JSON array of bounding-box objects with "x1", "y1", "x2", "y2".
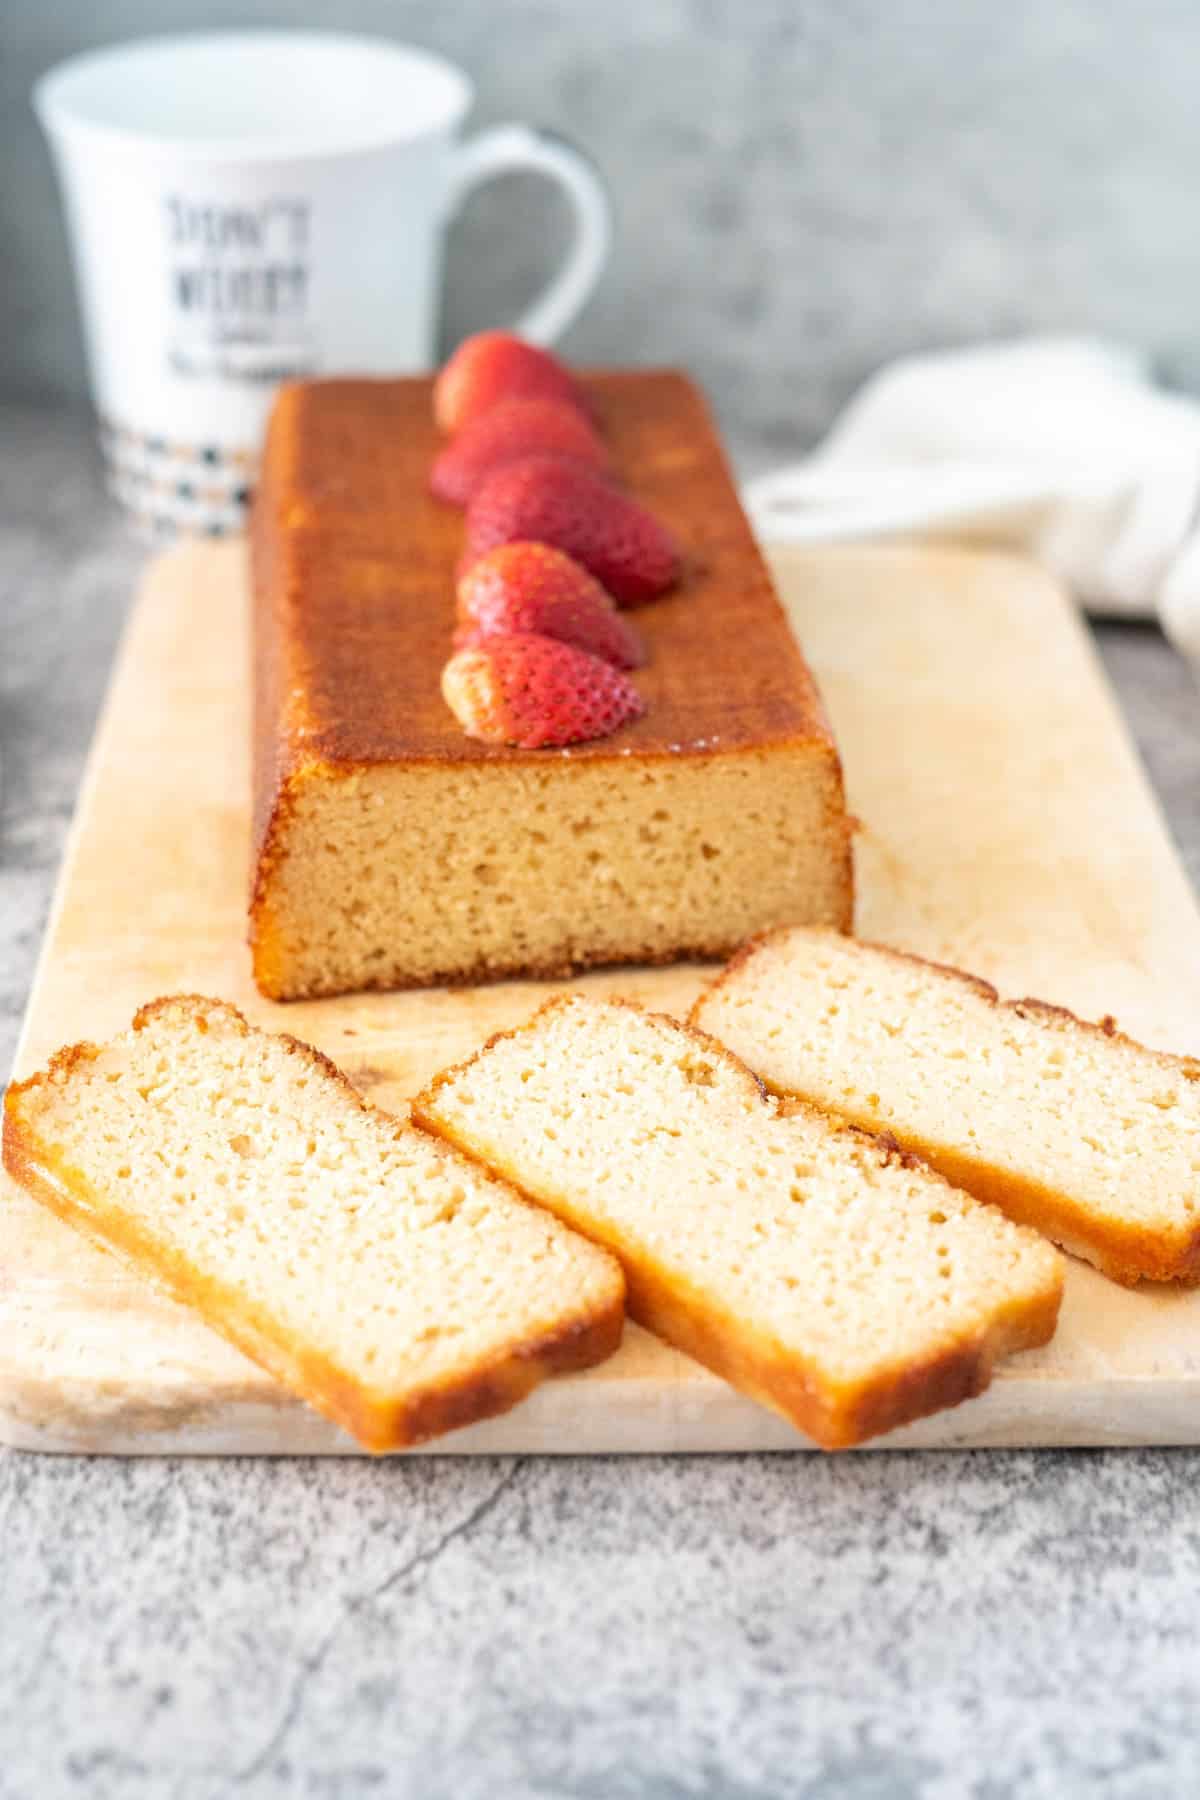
[
  {"x1": 2, "y1": 995, "x2": 626, "y2": 1453},
  {"x1": 692, "y1": 928, "x2": 1200, "y2": 1286},
  {"x1": 412, "y1": 994, "x2": 1064, "y2": 1450}
]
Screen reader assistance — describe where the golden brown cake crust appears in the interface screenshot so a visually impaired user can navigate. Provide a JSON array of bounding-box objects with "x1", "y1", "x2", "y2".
[
  {"x1": 694, "y1": 930, "x2": 1200, "y2": 1286},
  {"x1": 249, "y1": 371, "x2": 851, "y2": 931},
  {"x1": 413, "y1": 995, "x2": 1063, "y2": 1450},
  {"x1": 2, "y1": 996, "x2": 625, "y2": 1453}
]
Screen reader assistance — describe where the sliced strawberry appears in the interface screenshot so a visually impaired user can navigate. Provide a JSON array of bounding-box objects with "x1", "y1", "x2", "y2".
[
  {"x1": 441, "y1": 632, "x2": 643, "y2": 749},
  {"x1": 434, "y1": 332, "x2": 587, "y2": 434},
  {"x1": 464, "y1": 457, "x2": 682, "y2": 606},
  {"x1": 430, "y1": 397, "x2": 610, "y2": 506},
  {"x1": 455, "y1": 543, "x2": 643, "y2": 669}
]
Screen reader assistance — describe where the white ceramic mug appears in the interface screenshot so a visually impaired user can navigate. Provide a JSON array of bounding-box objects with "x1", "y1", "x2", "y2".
[{"x1": 35, "y1": 31, "x2": 612, "y2": 537}]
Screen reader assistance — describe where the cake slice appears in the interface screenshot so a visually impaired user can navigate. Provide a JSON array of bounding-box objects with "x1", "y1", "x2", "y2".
[
  {"x1": 412, "y1": 996, "x2": 1063, "y2": 1449},
  {"x1": 693, "y1": 927, "x2": 1200, "y2": 1284},
  {"x1": 2, "y1": 997, "x2": 624, "y2": 1451},
  {"x1": 249, "y1": 371, "x2": 852, "y2": 999}
]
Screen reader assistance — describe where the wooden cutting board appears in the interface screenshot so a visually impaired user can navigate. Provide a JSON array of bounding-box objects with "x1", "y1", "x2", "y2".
[{"x1": 4, "y1": 541, "x2": 1200, "y2": 1454}]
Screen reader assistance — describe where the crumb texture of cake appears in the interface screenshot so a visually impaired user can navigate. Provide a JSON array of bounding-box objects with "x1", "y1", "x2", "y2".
[
  {"x1": 2, "y1": 997, "x2": 625, "y2": 1451},
  {"x1": 252, "y1": 752, "x2": 848, "y2": 998},
  {"x1": 250, "y1": 371, "x2": 853, "y2": 999},
  {"x1": 412, "y1": 995, "x2": 1063, "y2": 1449},
  {"x1": 693, "y1": 928, "x2": 1200, "y2": 1285}
]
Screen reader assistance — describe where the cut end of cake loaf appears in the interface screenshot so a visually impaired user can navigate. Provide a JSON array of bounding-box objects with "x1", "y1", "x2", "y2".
[
  {"x1": 2, "y1": 996, "x2": 625, "y2": 1451},
  {"x1": 250, "y1": 748, "x2": 851, "y2": 999},
  {"x1": 249, "y1": 371, "x2": 853, "y2": 1000},
  {"x1": 693, "y1": 927, "x2": 1200, "y2": 1285},
  {"x1": 413, "y1": 995, "x2": 1063, "y2": 1449}
]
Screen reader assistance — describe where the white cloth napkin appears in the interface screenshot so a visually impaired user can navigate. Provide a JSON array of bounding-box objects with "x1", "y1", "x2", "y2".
[{"x1": 743, "y1": 338, "x2": 1200, "y2": 664}]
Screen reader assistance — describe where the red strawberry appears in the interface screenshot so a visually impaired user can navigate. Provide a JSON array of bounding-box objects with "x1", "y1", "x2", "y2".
[
  {"x1": 455, "y1": 543, "x2": 644, "y2": 669},
  {"x1": 434, "y1": 332, "x2": 587, "y2": 434},
  {"x1": 441, "y1": 632, "x2": 643, "y2": 749},
  {"x1": 430, "y1": 397, "x2": 610, "y2": 506},
  {"x1": 464, "y1": 457, "x2": 682, "y2": 606}
]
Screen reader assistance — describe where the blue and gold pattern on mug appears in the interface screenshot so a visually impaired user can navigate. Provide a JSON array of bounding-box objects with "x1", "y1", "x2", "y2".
[{"x1": 97, "y1": 419, "x2": 257, "y2": 540}]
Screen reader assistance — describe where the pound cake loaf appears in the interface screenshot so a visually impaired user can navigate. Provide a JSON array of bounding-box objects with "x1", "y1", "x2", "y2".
[
  {"x1": 250, "y1": 371, "x2": 852, "y2": 999},
  {"x1": 2, "y1": 997, "x2": 624, "y2": 1451},
  {"x1": 413, "y1": 995, "x2": 1063, "y2": 1449},
  {"x1": 693, "y1": 928, "x2": 1200, "y2": 1284}
]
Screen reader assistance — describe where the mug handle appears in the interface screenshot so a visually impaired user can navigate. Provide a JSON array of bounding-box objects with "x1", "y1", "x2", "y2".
[{"x1": 446, "y1": 124, "x2": 612, "y2": 346}]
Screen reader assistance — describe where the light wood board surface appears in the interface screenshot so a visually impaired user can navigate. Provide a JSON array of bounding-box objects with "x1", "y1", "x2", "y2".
[{"x1": 4, "y1": 540, "x2": 1200, "y2": 1454}]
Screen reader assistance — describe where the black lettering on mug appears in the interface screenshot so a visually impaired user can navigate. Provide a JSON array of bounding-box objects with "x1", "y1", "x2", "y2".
[{"x1": 163, "y1": 195, "x2": 315, "y2": 380}]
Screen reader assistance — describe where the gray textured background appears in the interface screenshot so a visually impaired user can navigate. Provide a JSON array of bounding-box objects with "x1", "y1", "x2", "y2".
[{"x1": 7, "y1": 0, "x2": 1200, "y2": 462}]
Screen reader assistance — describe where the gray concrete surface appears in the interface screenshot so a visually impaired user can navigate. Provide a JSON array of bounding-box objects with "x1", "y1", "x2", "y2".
[
  {"x1": 3, "y1": 404, "x2": 1200, "y2": 1798},
  {"x1": 9, "y1": 1, "x2": 1200, "y2": 465}
]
